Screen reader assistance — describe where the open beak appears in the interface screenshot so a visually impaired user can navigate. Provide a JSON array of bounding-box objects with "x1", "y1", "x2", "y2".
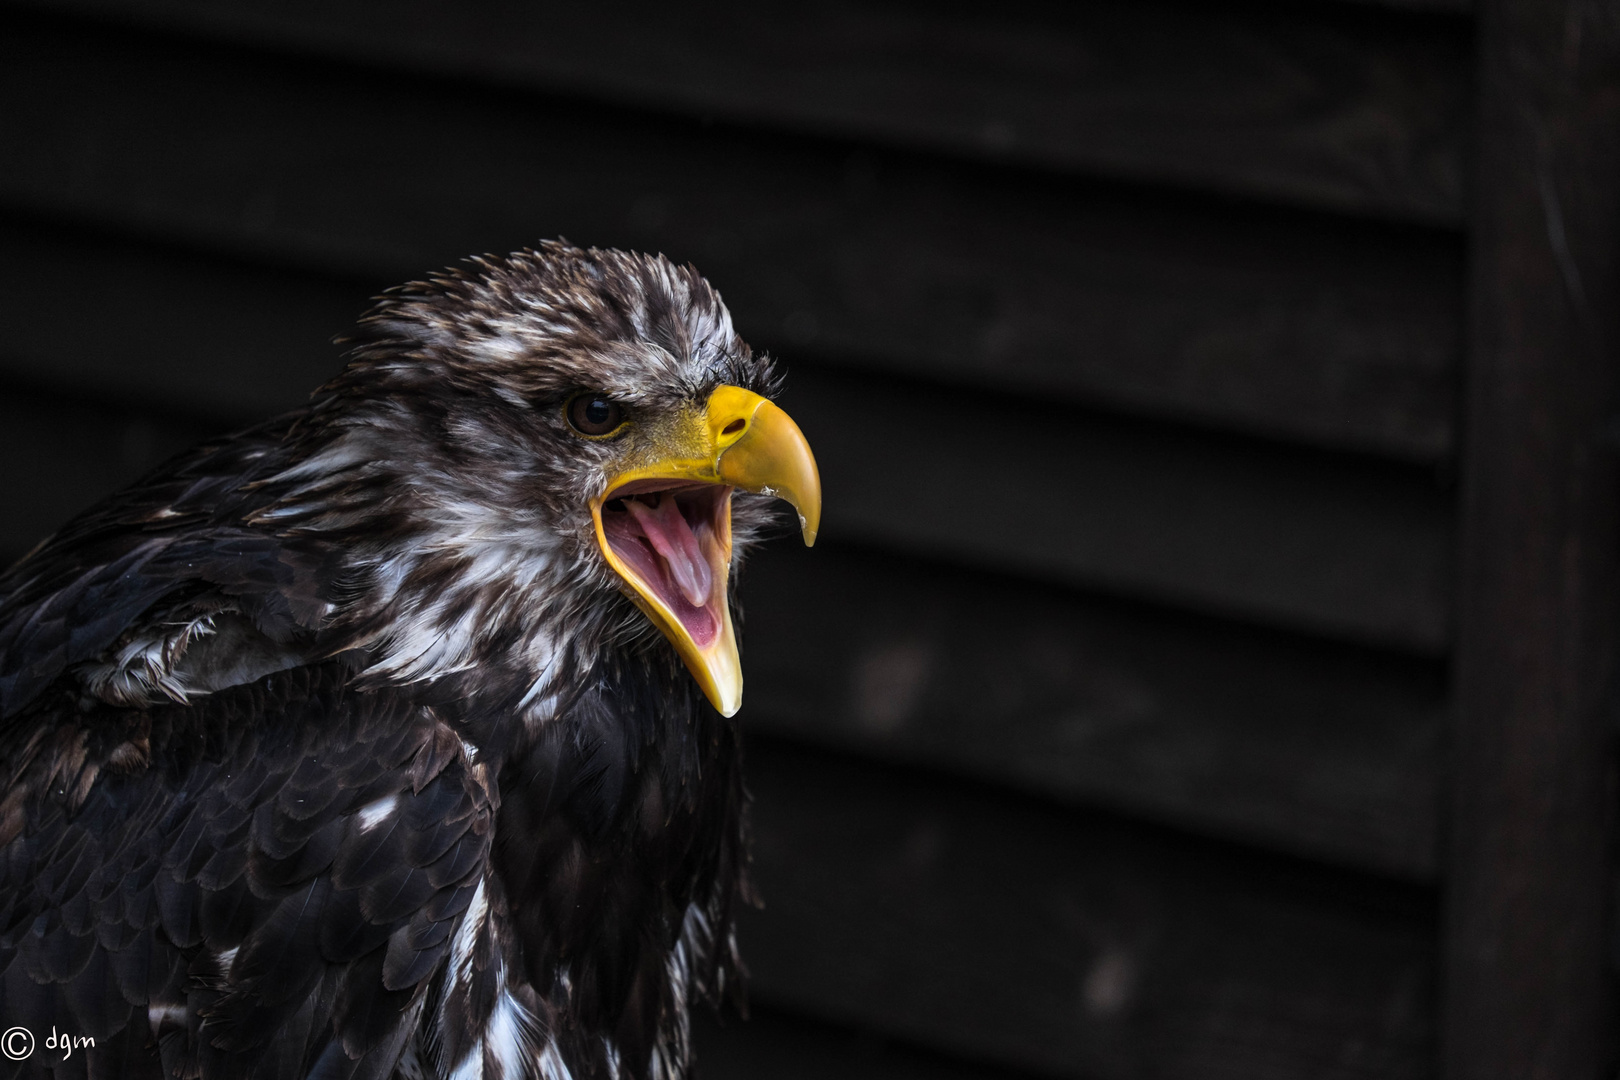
[{"x1": 590, "y1": 385, "x2": 820, "y2": 717}]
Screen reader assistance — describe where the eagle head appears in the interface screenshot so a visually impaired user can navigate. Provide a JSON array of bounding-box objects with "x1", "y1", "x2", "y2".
[{"x1": 283, "y1": 241, "x2": 820, "y2": 716}]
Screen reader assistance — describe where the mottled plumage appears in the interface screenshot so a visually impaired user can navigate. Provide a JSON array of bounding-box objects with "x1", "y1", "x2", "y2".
[{"x1": 0, "y1": 243, "x2": 801, "y2": 1079}]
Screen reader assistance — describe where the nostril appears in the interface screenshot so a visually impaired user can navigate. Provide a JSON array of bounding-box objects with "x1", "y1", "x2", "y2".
[{"x1": 722, "y1": 419, "x2": 746, "y2": 436}]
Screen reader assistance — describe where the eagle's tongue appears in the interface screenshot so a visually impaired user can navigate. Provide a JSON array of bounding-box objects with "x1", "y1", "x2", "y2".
[{"x1": 624, "y1": 495, "x2": 713, "y2": 609}]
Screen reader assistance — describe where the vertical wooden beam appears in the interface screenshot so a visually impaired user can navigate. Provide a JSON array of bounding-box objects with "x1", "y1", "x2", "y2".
[{"x1": 1446, "y1": 0, "x2": 1620, "y2": 1075}]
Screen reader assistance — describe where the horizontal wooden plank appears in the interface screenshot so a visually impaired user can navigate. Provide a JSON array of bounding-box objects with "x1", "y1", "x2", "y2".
[
  {"x1": 783, "y1": 366, "x2": 1453, "y2": 650},
  {"x1": 11, "y1": 0, "x2": 1471, "y2": 221},
  {"x1": 0, "y1": 214, "x2": 1454, "y2": 647},
  {"x1": 0, "y1": 217, "x2": 370, "y2": 421},
  {"x1": 0, "y1": 19, "x2": 1464, "y2": 460},
  {"x1": 0, "y1": 384, "x2": 218, "y2": 560},
  {"x1": 695, "y1": 1006, "x2": 1030, "y2": 1080},
  {"x1": 741, "y1": 543, "x2": 1444, "y2": 876},
  {"x1": 739, "y1": 737, "x2": 1436, "y2": 1079}
]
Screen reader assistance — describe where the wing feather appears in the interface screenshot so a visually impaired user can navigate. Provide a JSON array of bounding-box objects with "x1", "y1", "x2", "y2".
[
  {"x1": 0, "y1": 423, "x2": 318, "y2": 722},
  {"x1": 0, "y1": 664, "x2": 492, "y2": 1078}
]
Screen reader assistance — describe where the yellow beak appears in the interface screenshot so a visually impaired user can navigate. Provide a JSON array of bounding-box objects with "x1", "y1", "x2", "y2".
[{"x1": 590, "y1": 385, "x2": 820, "y2": 716}]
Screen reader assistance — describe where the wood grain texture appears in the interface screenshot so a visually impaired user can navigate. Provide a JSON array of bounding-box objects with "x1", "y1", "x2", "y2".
[
  {"x1": 742, "y1": 543, "x2": 1445, "y2": 877},
  {"x1": 9, "y1": 0, "x2": 1471, "y2": 221},
  {"x1": 0, "y1": 217, "x2": 371, "y2": 421},
  {"x1": 783, "y1": 365, "x2": 1453, "y2": 651},
  {"x1": 740, "y1": 737, "x2": 1437, "y2": 1079},
  {"x1": 1443, "y1": 0, "x2": 1620, "y2": 1073},
  {"x1": 0, "y1": 18, "x2": 1464, "y2": 460},
  {"x1": 1358, "y1": 0, "x2": 1469, "y2": 7},
  {"x1": 695, "y1": 1007, "x2": 1031, "y2": 1080}
]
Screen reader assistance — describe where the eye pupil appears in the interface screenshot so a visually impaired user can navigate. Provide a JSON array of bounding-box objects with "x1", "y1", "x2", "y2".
[{"x1": 568, "y1": 394, "x2": 624, "y2": 436}]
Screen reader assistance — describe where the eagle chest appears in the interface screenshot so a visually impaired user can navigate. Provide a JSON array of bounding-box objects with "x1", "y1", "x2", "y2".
[{"x1": 466, "y1": 681, "x2": 748, "y2": 1055}]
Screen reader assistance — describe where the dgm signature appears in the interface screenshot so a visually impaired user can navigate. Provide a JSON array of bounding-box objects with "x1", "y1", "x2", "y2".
[{"x1": 2, "y1": 1026, "x2": 95, "y2": 1061}]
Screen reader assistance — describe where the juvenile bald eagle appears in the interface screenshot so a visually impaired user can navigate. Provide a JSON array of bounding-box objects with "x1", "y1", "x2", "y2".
[{"x1": 0, "y1": 242, "x2": 820, "y2": 1080}]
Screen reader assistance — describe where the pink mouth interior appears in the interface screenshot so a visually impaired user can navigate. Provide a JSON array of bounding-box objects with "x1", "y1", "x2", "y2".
[{"x1": 601, "y1": 483, "x2": 730, "y2": 648}]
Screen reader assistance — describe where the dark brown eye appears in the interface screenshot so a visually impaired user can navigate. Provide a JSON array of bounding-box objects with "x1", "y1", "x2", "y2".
[{"x1": 567, "y1": 394, "x2": 625, "y2": 437}]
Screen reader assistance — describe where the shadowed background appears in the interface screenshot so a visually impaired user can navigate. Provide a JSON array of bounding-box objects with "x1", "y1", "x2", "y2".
[{"x1": 0, "y1": 1, "x2": 1616, "y2": 1077}]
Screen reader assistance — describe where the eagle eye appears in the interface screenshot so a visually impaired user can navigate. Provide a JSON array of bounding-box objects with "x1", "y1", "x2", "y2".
[{"x1": 566, "y1": 394, "x2": 627, "y2": 438}]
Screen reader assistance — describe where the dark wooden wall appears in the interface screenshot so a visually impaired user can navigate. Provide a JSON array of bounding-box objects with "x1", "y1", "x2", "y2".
[{"x1": 0, "y1": 1, "x2": 1615, "y2": 1077}]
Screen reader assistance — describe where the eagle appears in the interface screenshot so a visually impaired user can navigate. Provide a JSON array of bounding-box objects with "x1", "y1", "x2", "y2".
[{"x1": 0, "y1": 242, "x2": 821, "y2": 1080}]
